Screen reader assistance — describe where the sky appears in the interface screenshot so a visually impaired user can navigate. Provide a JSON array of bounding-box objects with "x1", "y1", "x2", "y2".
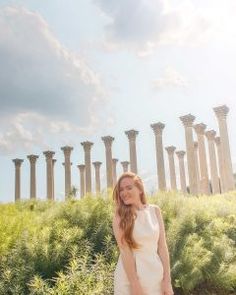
[{"x1": 0, "y1": 0, "x2": 236, "y2": 203}]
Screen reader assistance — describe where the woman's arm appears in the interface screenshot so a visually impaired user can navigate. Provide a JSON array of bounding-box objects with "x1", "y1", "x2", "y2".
[
  {"x1": 112, "y1": 214, "x2": 144, "y2": 295},
  {"x1": 154, "y1": 206, "x2": 174, "y2": 294}
]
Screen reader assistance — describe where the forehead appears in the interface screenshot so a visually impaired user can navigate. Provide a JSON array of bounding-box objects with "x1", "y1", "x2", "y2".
[{"x1": 120, "y1": 177, "x2": 134, "y2": 188}]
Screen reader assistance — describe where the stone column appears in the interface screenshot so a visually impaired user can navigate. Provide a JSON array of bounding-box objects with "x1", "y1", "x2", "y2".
[
  {"x1": 12, "y1": 159, "x2": 24, "y2": 202},
  {"x1": 165, "y1": 146, "x2": 177, "y2": 190},
  {"x1": 215, "y1": 137, "x2": 225, "y2": 193},
  {"x1": 180, "y1": 114, "x2": 198, "y2": 195},
  {"x1": 92, "y1": 161, "x2": 102, "y2": 194},
  {"x1": 77, "y1": 164, "x2": 85, "y2": 198},
  {"x1": 81, "y1": 141, "x2": 93, "y2": 194},
  {"x1": 102, "y1": 136, "x2": 114, "y2": 189},
  {"x1": 176, "y1": 151, "x2": 187, "y2": 193},
  {"x1": 61, "y1": 146, "x2": 73, "y2": 198},
  {"x1": 121, "y1": 161, "x2": 129, "y2": 173},
  {"x1": 43, "y1": 151, "x2": 55, "y2": 200},
  {"x1": 205, "y1": 130, "x2": 220, "y2": 194},
  {"x1": 125, "y1": 129, "x2": 139, "y2": 174},
  {"x1": 27, "y1": 155, "x2": 39, "y2": 199},
  {"x1": 194, "y1": 123, "x2": 210, "y2": 195},
  {"x1": 193, "y1": 141, "x2": 200, "y2": 193},
  {"x1": 112, "y1": 158, "x2": 119, "y2": 186},
  {"x1": 213, "y1": 105, "x2": 235, "y2": 191},
  {"x1": 151, "y1": 122, "x2": 166, "y2": 191},
  {"x1": 52, "y1": 159, "x2": 56, "y2": 200}
]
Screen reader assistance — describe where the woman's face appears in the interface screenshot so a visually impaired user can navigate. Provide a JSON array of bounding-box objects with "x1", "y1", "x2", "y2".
[{"x1": 119, "y1": 177, "x2": 142, "y2": 206}]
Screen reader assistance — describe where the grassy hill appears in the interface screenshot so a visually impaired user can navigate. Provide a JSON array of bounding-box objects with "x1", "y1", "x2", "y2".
[{"x1": 0, "y1": 191, "x2": 236, "y2": 295}]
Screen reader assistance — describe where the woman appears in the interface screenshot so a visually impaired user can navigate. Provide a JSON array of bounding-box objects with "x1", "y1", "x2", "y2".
[{"x1": 113, "y1": 172, "x2": 174, "y2": 295}]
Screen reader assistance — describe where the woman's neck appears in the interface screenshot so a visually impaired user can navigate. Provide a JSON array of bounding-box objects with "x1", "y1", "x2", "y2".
[{"x1": 132, "y1": 202, "x2": 147, "y2": 211}]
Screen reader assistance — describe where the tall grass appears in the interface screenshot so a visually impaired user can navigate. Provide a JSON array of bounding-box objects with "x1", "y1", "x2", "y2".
[{"x1": 0, "y1": 191, "x2": 236, "y2": 295}]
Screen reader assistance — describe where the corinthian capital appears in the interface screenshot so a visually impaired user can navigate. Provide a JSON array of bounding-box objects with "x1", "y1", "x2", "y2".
[
  {"x1": 151, "y1": 122, "x2": 165, "y2": 135},
  {"x1": 213, "y1": 105, "x2": 229, "y2": 120},
  {"x1": 180, "y1": 114, "x2": 195, "y2": 127}
]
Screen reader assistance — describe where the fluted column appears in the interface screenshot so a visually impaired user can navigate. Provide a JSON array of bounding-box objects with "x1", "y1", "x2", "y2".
[
  {"x1": 193, "y1": 141, "x2": 200, "y2": 193},
  {"x1": 43, "y1": 151, "x2": 55, "y2": 200},
  {"x1": 194, "y1": 123, "x2": 210, "y2": 195},
  {"x1": 176, "y1": 151, "x2": 187, "y2": 193},
  {"x1": 180, "y1": 114, "x2": 198, "y2": 195},
  {"x1": 112, "y1": 158, "x2": 119, "y2": 186},
  {"x1": 125, "y1": 130, "x2": 139, "y2": 173},
  {"x1": 151, "y1": 122, "x2": 166, "y2": 191},
  {"x1": 92, "y1": 161, "x2": 102, "y2": 194},
  {"x1": 102, "y1": 136, "x2": 114, "y2": 189},
  {"x1": 165, "y1": 146, "x2": 177, "y2": 190},
  {"x1": 205, "y1": 130, "x2": 220, "y2": 194},
  {"x1": 81, "y1": 141, "x2": 93, "y2": 194},
  {"x1": 213, "y1": 105, "x2": 235, "y2": 191},
  {"x1": 61, "y1": 146, "x2": 73, "y2": 198},
  {"x1": 52, "y1": 159, "x2": 56, "y2": 200},
  {"x1": 121, "y1": 161, "x2": 129, "y2": 173},
  {"x1": 77, "y1": 164, "x2": 85, "y2": 198},
  {"x1": 215, "y1": 137, "x2": 225, "y2": 193},
  {"x1": 27, "y1": 155, "x2": 39, "y2": 199},
  {"x1": 12, "y1": 159, "x2": 24, "y2": 202}
]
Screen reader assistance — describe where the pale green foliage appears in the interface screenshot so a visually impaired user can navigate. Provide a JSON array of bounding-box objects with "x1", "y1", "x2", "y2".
[
  {"x1": 0, "y1": 192, "x2": 236, "y2": 295},
  {"x1": 29, "y1": 254, "x2": 114, "y2": 295}
]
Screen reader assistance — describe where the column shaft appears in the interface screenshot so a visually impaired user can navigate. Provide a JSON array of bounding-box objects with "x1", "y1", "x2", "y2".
[
  {"x1": 93, "y1": 162, "x2": 102, "y2": 194},
  {"x1": 27, "y1": 155, "x2": 39, "y2": 199},
  {"x1": 176, "y1": 151, "x2": 187, "y2": 193},
  {"x1": 125, "y1": 130, "x2": 138, "y2": 173},
  {"x1": 13, "y1": 159, "x2": 23, "y2": 202},
  {"x1": 61, "y1": 146, "x2": 73, "y2": 198},
  {"x1": 102, "y1": 136, "x2": 114, "y2": 189},
  {"x1": 52, "y1": 159, "x2": 56, "y2": 200},
  {"x1": 112, "y1": 159, "x2": 118, "y2": 186},
  {"x1": 213, "y1": 105, "x2": 235, "y2": 191},
  {"x1": 194, "y1": 142, "x2": 200, "y2": 193},
  {"x1": 194, "y1": 124, "x2": 210, "y2": 195},
  {"x1": 180, "y1": 114, "x2": 198, "y2": 195},
  {"x1": 165, "y1": 146, "x2": 177, "y2": 190},
  {"x1": 205, "y1": 130, "x2": 220, "y2": 194},
  {"x1": 43, "y1": 151, "x2": 55, "y2": 200},
  {"x1": 15, "y1": 166, "x2": 20, "y2": 201},
  {"x1": 81, "y1": 141, "x2": 93, "y2": 194},
  {"x1": 78, "y1": 165, "x2": 85, "y2": 198},
  {"x1": 151, "y1": 123, "x2": 166, "y2": 190},
  {"x1": 215, "y1": 137, "x2": 225, "y2": 193}
]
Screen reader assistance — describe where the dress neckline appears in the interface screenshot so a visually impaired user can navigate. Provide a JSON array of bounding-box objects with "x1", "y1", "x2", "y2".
[{"x1": 136, "y1": 204, "x2": 149, "y2": 212}]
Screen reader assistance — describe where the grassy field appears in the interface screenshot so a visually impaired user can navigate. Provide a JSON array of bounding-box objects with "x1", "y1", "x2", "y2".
[{"x1": 0, "y1": 191, "x2": 236, "y2": 295}]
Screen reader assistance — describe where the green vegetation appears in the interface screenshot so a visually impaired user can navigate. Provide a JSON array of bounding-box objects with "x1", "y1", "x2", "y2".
[{"x1": 0, "y1": 191, "x2": 236, "y2": 295}]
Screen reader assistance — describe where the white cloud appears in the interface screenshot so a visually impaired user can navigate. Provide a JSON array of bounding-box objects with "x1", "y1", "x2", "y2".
[
  {"x1": 95, "y1": 0, "x2": 236, "y2": 55},
  {"x1": 0, "y1": 113, "x2": 45, "y2": 154},
  {"x1": 0, "y1": 111, "x2": 109, "y2": 155},
  {"x1": 0, "y1": 6, "x2": 107, "y2": 125},
  {"x1": 94, "y1": 0, "x2": 213, "y2": 55},
  {"x1": 152, "y1": 66, "x2": 189, "y2": 90}
]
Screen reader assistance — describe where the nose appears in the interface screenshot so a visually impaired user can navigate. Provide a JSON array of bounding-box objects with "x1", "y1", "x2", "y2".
[{"x1": 122, "y1": 190, "x2": 129, "y2": 198}]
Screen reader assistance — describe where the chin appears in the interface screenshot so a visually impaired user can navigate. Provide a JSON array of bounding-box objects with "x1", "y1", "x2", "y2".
[{"x1": 123, "y1": 200, "x2": 132, "y2": 206}]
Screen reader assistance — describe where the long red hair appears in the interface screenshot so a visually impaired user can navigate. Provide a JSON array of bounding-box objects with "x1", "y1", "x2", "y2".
[{"x1": 113, "y1": 172, "x2": 147, "y2": 249}]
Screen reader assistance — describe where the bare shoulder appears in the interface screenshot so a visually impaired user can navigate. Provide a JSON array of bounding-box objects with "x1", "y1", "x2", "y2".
[
  {"x1": 112, "y1": 212, "x2": 127, "y2": 249},
  {"x1": 112, "y1": 212, "x2": 121, "y2": 232},
  {"x1": 149, "y1": 204, "x2": 161, "y2": 215}
]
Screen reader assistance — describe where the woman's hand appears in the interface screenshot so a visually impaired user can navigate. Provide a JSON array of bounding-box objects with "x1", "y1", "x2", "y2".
[{"x1": 161, "y1": 278, "x2": 174, "y2": 295}]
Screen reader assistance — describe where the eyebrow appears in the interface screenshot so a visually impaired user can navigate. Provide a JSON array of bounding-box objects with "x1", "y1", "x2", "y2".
[{"x1": 119, "y1": 184, "x2": 133, "y2": 189}]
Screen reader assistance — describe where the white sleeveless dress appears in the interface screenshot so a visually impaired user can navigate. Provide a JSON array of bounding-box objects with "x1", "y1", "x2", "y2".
[{"x1": 114, "y1": 204, "x2": 164, "y2": 295}]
